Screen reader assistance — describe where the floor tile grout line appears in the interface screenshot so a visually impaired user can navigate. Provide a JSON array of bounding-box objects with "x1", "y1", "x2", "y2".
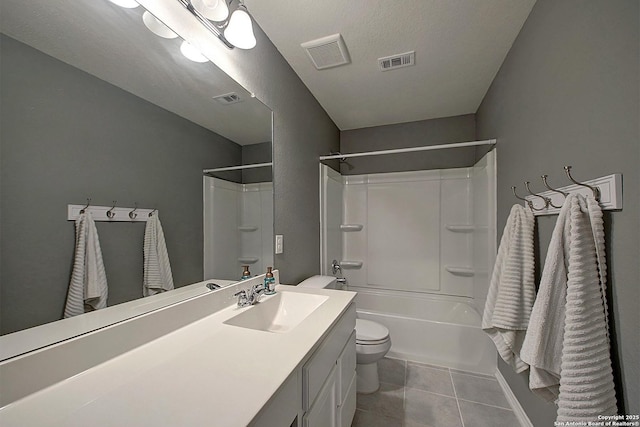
[
  {"x1": 456, "y1": 397, "x2": 513, "y2": 411},
  {"x1": 451, "y1": 370, "x2": 500, "y2": 381},
  {"x1": 448, "y1": 367, "x2": 466, "y2": 427},
  {"x1": 403, "y1": 385, "x2": 457, "y2": 400},
  {"x1": 403, "y1": 359, "x2": 407, "y2": 414}
]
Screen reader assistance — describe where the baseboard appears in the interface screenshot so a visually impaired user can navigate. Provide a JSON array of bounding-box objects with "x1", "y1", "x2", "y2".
[{"x1": 495, "y1": 369, "x2": 534, "y2": 427}]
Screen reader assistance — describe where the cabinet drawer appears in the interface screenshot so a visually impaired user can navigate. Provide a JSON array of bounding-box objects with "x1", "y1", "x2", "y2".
[
  {"x1": 303, "y1": 303, "x2": 356, "y2": 410},
  {"x1": 337, "y1": 330, "x2": 356, "y2": 404}
]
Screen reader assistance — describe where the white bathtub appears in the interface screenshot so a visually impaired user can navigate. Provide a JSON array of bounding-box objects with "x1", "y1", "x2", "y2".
[{"x1": 351, "y1": 286, "x2": 496, "y2": 374}]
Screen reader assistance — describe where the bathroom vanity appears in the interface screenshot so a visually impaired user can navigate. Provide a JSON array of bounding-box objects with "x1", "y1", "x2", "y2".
[{"x1": 0, "y1": 275, "x2": 356, "y2": 427}]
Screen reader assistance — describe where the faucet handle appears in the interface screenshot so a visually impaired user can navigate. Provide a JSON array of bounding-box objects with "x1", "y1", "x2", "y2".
[{"x1": 234, "y1": 289, "x2": 249, "y2": 306}]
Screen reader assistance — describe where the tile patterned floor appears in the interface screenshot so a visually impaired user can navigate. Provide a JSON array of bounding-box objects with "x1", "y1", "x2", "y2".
[{"x1": 352, "y1": 358, "x2": 520, "y2": 427}]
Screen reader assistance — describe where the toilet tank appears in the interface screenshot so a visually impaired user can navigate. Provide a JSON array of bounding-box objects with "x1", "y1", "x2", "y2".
[{"x1": 297, "y1": 275, "x2": 338, "y2": 289}]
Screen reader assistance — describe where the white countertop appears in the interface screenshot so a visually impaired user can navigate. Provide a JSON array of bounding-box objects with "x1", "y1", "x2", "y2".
[
  {"x1": 0, "y1": 285, "x2": 355, "y2": 427},
  {"x1": 0, "y1": 279, "x2": 237, "y2": 362}
]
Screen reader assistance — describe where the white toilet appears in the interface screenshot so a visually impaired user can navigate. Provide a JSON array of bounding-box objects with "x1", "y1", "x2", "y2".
[
  {"x1": 298, "y1": 275, "x2": 392, "y2": 394},
  {"x1": 354, "y1": 318, "x2": 391, "y2": 393}
]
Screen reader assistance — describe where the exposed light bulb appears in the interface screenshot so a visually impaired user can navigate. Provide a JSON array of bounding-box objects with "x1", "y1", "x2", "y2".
[
  {"x1": 223, "y1": 5, "x2": 256, "y2": 50},
  {"x1": 108, "y1": 0, "x2": 139, "y2": 8},
  {"x1": 142, "y1": 12, "x2": 178, "y2": 39},
  {"x1": 180, "y1": 40, "x2": 209, "y2": 63},
  {"x1": 191, "y1": 0, "x2": 229, "y2": 22}
]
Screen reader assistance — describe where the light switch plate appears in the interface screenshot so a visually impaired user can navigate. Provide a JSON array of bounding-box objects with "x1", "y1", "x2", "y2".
[{"x1": 275, "y1": 234, "x2": 283, "y2": 254}]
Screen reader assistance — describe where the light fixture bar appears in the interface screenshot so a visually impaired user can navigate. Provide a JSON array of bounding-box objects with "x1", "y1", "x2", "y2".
[{"x1": 176, "y1": 0, "x2": 234, "y2": 49}]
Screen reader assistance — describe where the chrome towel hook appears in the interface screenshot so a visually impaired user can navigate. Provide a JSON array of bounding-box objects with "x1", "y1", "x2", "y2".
[
  {"x1": 511, "y1": 186, "x2": 535, "y2": 211},
  {"x1": 564, "y1": 166, "x2": 600, "y2": 201},
  {"x1": 129, "y1": 203, "x2": 138, "y2": 220},
  {"x1": 106, "y1": 201, "x2": 117, "y2": 219},
  {"x1": 148, "y1": 208, "x2": 157, "y2": 218},
  {"x1": 541, "y1": 175, "x2": 567, "y2": 208},
  {"x1": 79, "y1": 198, "x2": 91, "y2": 214},
  {"x1": 524, "y1": 181, "x2": 551, "y2": 210}
]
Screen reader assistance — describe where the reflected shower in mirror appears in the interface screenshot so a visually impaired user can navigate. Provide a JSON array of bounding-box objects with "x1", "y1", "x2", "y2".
[{"x1": 0, "y1": 0, "x2": 273, "y2": 338}]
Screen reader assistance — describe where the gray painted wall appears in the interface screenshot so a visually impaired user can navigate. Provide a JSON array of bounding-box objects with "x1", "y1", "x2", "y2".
[
  {"x1": 476, "y1": 0, "x2": 639, "y2": 423},
  {"x1": 242, "y1": 141, "x2": 272, "y2": 183},
  {"x1": 340, "y1": 114, "x2": 476, "y2": 175},
  {"x1": 0, "y1": 35, "x2": 242, "y2": 334}
]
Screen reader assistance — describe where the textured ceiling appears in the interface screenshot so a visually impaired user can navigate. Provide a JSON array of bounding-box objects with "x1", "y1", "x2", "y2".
[
  {"x1": 245, "y1": 0, "x2": 536, "y2": 130},
  {"x1": 0, "y1": 0, "x2": 272, "y2": 145}
]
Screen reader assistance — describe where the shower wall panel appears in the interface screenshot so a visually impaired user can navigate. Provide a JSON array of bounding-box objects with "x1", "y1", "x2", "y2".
[
  {"x1": 204, "y1": 177, "x2": 273, "y2": 280},
  {"x1": 342, "y1": 169, "x2": 474, "y2": 297}
]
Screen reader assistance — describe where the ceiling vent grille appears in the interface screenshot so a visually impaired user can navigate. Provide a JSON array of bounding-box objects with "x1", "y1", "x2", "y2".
[
  {"x1": 378, "y1": 51, "x2": 415, "y2": 71},
  {"x1": 301, "y1": 33, "x2": 351, "y2": 70},
  {"x1": 212, "y1": 92, "x2": 242, "y2": 105}
]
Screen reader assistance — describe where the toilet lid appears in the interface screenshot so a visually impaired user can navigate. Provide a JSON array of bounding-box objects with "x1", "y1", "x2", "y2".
[{"x1": 355, "y1": 319, "x2": 389, "y2": 342}]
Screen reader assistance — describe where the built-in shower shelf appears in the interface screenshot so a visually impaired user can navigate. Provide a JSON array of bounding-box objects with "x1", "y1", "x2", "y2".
[
  {"x1": 445, "y1": 266, "x2": 475, "y2": 277},
  {"x1": 340, "y1": 224, "x2": 363, "y2": 232},
  {"x1": 340, "y1": 261, "x2": 363, "y2": 269},
  {"x1": 238, "y1": 257, "x2": 259, "y2": 264},
  {"x1": 238, "y1": 226, "x2": 258, "y2": 232},
  {"x1": 445, "y1": 225, "x2": 475, "y2": 233}
]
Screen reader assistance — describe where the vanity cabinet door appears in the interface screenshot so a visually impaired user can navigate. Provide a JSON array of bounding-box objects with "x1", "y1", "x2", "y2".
[
  {"x1": 302, "y1": 303, "x2": 355, "y2": 410},
  {"x1": 303, "y1": 365, "x2": 337, "y2": 427},
  {"x1": 336, "y1": 330, "x2": 356, "y2": 427}
]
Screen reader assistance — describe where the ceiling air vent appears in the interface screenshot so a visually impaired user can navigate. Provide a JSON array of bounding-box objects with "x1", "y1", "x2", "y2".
[
  {"x1": 301, "y1": 33, "x2": 351, "y2": 70},
  {"x1": 212, "y1": 92, "x2": 242, "y2": 105},
  {"x1": 378, "y1": 51, "x2": 415, "y2": 72}
]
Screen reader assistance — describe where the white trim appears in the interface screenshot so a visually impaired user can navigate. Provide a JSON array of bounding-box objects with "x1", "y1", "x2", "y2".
[
  {"x1": 319, "y1": 139, "x2": 496, "y2": 160},
  {"x1": 524, "y1": 173, "x2": 622, "y2": 215},
  {"x1": 67, "y1": 204, "x2": 155, "y2": 222},
  {"x1": 494, "y1": 369, "x2": 534, "y2": 427}
]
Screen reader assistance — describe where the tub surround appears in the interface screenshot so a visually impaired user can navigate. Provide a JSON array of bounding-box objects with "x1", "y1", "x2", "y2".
[{"x1": 0, "y1": 277, "x2": 356, "y2": 427}]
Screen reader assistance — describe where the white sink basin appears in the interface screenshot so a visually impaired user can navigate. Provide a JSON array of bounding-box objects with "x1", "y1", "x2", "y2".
[{"x1": 224, "y1": 291, "x2": 329, "y2": 333}]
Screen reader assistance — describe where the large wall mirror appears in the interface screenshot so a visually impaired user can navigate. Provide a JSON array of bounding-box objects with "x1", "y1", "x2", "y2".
[{"x1": 0, "y1": 0, "x2": 273, "y2": 344}]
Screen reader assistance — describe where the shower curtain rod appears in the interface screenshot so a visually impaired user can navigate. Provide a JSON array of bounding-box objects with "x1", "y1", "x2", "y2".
[
  {"x1": 203, "y1": 162, "x2": 272, "y2": 173},
  {"x1": 319, "y1": 139, "x2": 496, "y2": 161}
]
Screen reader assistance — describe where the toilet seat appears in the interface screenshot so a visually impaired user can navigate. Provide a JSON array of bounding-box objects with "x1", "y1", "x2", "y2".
[{"x1": 355, "y1": 319, "x2": 389, "y2": 345}]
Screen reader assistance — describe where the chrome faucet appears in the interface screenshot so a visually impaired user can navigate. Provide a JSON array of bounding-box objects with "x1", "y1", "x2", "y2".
[
  {"x1": 233, "y1": 283, "x2": 266, "y2": 307},
  {"x1": 331, "y1": 259, "x2": 341, "y2": 275}
]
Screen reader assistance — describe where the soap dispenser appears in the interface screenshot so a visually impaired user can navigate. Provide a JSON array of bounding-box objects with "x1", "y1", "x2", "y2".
[
  {"x1": 241, "y1": 265, "x2": 251, "y2": 281},
  {"x1": 264, "y1": 267, "x2": 276, "y2": 294}
]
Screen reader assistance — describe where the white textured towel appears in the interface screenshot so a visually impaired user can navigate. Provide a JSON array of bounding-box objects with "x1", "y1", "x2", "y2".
[
  {"x1": 521, "y1": 194, "x2": 616, "y2": 422},
  {"x1": 64, "y1": 212, "x2": 108, "y2": 318},
  {"x1": 143, "y1": 213, "x2": 174, "y2": 297},
  {"x1": 482, "y1": 204, "x2": 536, "y2": 373}
]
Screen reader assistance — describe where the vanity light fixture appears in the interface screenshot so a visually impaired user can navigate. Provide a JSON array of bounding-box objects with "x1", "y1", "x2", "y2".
[
  {"x1": 180, "y1": 40, "x2": 210, "y2": 62},
  {"x1": 142, "y1": 11, "x2": 178, "y2": 39},
  {"x1": 179, "y1": 0, "x2": 257, "y2": 50},
  {"x1": 223, "y1": 4, "x2": 256, "y2": 49}
]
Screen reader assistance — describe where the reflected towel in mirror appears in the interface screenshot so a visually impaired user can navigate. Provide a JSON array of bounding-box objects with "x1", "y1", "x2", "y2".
[
  {"x1": 64, "y1": 211, "x2": 108, "y2": 317},
  {"x1": 143, "y1": 213, "x2": 174, "y2": 296}
]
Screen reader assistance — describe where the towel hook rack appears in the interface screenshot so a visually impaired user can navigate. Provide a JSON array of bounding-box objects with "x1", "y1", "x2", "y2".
[
  {"x1": 79, "y1": 198, "x2": 91, "y2": 214},
  {"x1": 511, "y1": 186, "x2": 535, "y2": 211},
  {"x1": 524, "y1": 181, "x2": 550, "y2": 211},
  {"x1": 106, "y1": 201, "x2": 117, "y2": 219},
  {"x1": 129, "y1": 203, "x2": 138, "y2": 220},
  {"x1": 564, "y1": 166, "x2": 600, "y2": 201},
  {"x1": 541, "y1": 175, "x2": 566, "y2": 208}
]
